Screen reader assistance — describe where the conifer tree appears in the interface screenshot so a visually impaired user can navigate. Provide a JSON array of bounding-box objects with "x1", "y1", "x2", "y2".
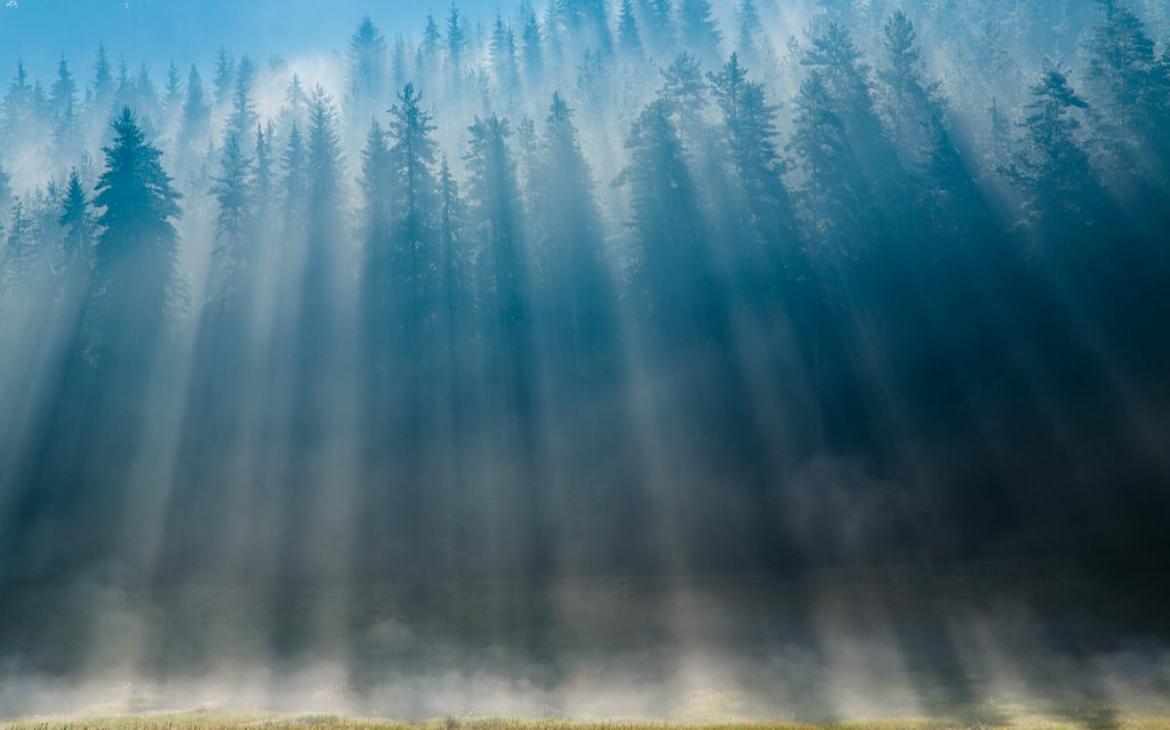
[
  {"x1": 213, "y1": 48, "x2": 235, "y2": 107},
  {"x1": 281, "y1": 121, "x2": 309, "y2": 233},
  {"x1": 709, "y1": 53, "x2": 796, "y2": 259},
  {"x1": 227, "y1": 56, "x2": 258, "y2": 146},
  {"x1": 88, "y1": 108, "x2": 183, "y2": 370},
  {"x1": 59, "y1": 170, "x2": 94, "y2": 271},
  {"x1": 349, "y1": 16, "x2": 389, "y2": 114},
  {"x1": 532, "y1": 93, "x2": 618, "y2": 383},
  {"x1": 618, "y1": 0, "x2": 644, "y2": 57},
  {"x1": 520, "y1": 2, "x2": 545, "y2": 83},
  {"x1": 447, "y1": 4, "x2": 469, "y2": 71},
  {"x1": 92, "y1": 43, "x2": 115, "y2": 110},
  {"x1": 678, "y1": 0, "x2": 723, "y2": 66},
  {"x1": 210, "y1": 133, "x2": 255, "y2": 304},
  {"x1": 1002, "y1": 62, "x2": 1113, "y2": 240}
]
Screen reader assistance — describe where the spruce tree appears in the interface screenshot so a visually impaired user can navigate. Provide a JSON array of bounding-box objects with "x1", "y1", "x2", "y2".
[
  {"x1": 678, "y1": 0, "x2": 723, "y2": 67},
  {"x1": 618, "y1": 0, "x2": 644, "y2": 57},
  {"x1": 521, "y1": 3, "x2": 545, "y2": 83},
  {"x1": 348, "y1": 16, "x2": 389, "y2": 113},
  {"x1": 59, "y1": 170, "x2": 94, "y2": 271},
  {"x1": 89, "y1": 107, "x2": 183, "y2": 370},
  {"x1": 532, "y1": 93, "x2": 618, "y2": 384},
  {"x1": 213, "y1": 48, "x2": 235, "y2": 107},
  {"x1": 1002, "y1": 62, "x2": 1113, "y2": 240},
  {"x1": 210, "y1": 133, "x2": 255, "y2": 305},
  {"x1": 92, "y1": 43, "x2": 114, "y2": 110},
  {"x1": 227, "y1": 56, "x2": 258, "y2": 146},
  {"x1": 447, "y1": 4, "x2": 469, "y2": 70}
]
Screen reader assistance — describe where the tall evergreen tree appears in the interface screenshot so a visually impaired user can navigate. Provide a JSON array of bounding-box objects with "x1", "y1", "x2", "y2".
[
  {"x1": 213, "y1": 48, "x2": 235, "y2": 107},
  {"x1": 531, "y1": 93, "x2": 619, "y2": 385},
  {"x1": 59, "y1": 169, "x2": 94, "y2": 272},
  {"x1": 678, "y1": 0, "x2": 723, "y2": 66},
  {"x1": 227, "y1": 56, "x2": 258, "y2": 146},
  {"x1": 709, "y1": 53, "x2": 797, "y2": 270},
  {"x1": 163, "y1": 61, "x2": 183, "y2": 120},
  {"x1": 1001, "y1": 62, "x2": 1113, "y2": 240},
  {"x1": 178, "y1": 65, "x2": 211, "y2": 169},
  {"x1": 520, "y1": 2, "x2": 545, "y2": 83},
  {"x1": 447, "y1": 4, "x2": 469, "y2": 71},
  {"x1": 209, "y1": 133, "x2": 255, "y2": 305},
  {"x1": 88, "y1": 107, "x2": 183, "y2": 376},
  {"x1": 618, "y1": 0, "x2": 644, "y2": 57},
  {"x1": 281, "y1": 121, "x2": 309, "y2": 234},
  {"x1": 92, "y1": 42, "x2": 114, "y2": 111},
  {"x1": 348, "y1": 16, "x2": 389, "y2": 115},
  {"x1": 491, "y1": 14, "x2": 521, "y2": 93}
]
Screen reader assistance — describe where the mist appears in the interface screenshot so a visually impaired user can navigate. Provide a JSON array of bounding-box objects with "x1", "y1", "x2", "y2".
[{"x1": 2, "y1": 0, "x2": 1170, "y2": 721}]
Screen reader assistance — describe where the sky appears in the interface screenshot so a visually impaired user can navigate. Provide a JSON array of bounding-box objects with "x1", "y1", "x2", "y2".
[{"x1": 0, "y1": 0, "x2": 454, "y2": 75}]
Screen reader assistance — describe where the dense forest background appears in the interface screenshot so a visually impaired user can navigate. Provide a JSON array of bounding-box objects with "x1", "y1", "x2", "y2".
[{"x1": 1, "y1": 0, "x2": 1170, "y2": 716}]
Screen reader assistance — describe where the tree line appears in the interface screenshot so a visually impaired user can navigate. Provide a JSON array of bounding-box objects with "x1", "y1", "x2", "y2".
[{"x1": 2, "y1": 0, "x2": 1170, "y2": 584}]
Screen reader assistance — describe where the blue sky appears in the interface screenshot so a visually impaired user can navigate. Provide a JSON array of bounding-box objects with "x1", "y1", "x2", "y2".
[{"x1": 0, "y1": 0, "x2": 459, "y2": 78}]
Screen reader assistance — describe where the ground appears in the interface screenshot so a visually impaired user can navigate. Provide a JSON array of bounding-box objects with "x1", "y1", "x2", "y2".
[{"x1": 3, "y1": 714, "x2": 1170, "y2": 730}]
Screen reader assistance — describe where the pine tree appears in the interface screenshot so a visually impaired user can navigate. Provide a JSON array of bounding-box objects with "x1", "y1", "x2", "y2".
[
  {"x1": 227, "y1": 56, "x2": 258, "y2": 146},
  {"x1": 89, "y1": 108, "x2": 183, "y2": 367},
  {"x1": 50, "y1": 56, "x2": 78, "y2": 119},
  {"x1": 521, "y1": 2, "x2": 545, "y2": 83},
  {"x1": 134, "y1": 63, "x2": 160, "y2": 123},
  {"x1": 447, "y1": 4, "x2": 469, "y2": 70},
  {"x1": 799, "y1": 22, "x2": 905, "y2": 239},
  {"x1": 658, "y1": 52, "x2": 711, "y2": 152},
  {"x1": 209, "y1": 133, "x2": 255, "y2": 304},
  {"x1": 92, "y1": 42, "x2": 114, "y2": 110},
  {"x1": 164, "y1": 61, "x2": 183, "y2": 119},
  {"x1": 254, "y1": 122, "x2": 275, "y2": 232},
  {"x1": 1084, "y1": 0, "x2": 1157, "y2": 142},
  {"x1": 50, "y1": 56, "x2": 82, "y2": 165},
  {"x1": 2, "y1": 200, "x2": 38, "y2": 288},
  {"x1": 789, "y1": 69, "x2": 863, "y2": 246},
  {"x1": 678, "y1": 0, "x2": 723, "y2": 67},
  {"x1": 465, "y1": 113, "x2": 533, "y2": 407},
  {"x1": 617, "y1": 99, "x2": 718, "y2": 340},
  {"x1": 1082, "y1": 0, "x2": 1170, "y2": 187},
  {"x1": 491, "y1": 14, "x2": 520, "y2": 92},
  {"x1": 424, "y1": 13, "x2": 443, "y2": 57},
  {"x1": 59, "y1": 169, "x2": 94, "y2": 271},
  {"x1": 0, "y1": 163, "x2": 12, "y2": 219},
  {"x1": 282, "y1": 73, "x2": 309, "y2": 134},
  {"x1": 618, "y1": 0, "x2": 644, "y2": 57},
  {"x1": 306, "y1": 87, "x2": 344, "y2": 238},
  {"x1": 532, "y1": 93, "x2": 618, "y2": 382},
  {"x1": 737, "y1": 0, "x2": 762, "y2": 63},
  {"x1": 349, "y1": 16, "x2": 389, "y2": 112},
  {"x1": 179, "y1": 65, "x2": 211, "y2": 167},
  {"x1": 281, "y1": 121, "x2": 309, "y2": 232},
  {"x1": 638, "y1": 0, "x2": 675, "y2": 54},
  {"x1": 709, "y1": 53, "x2": 796, "y2": 253},
  {"x1": 1001, "y1": 62, "x2": 1112, "y2": 239},
  {"x1": 2, "y1": 61, "x2": 34, "y2": 146},
  {"x1": 213, "y1": 48, "x2": 235, "y2": 107},
  {"x1": 360, "y1": 118, "x2": 392, "y2": 269}
]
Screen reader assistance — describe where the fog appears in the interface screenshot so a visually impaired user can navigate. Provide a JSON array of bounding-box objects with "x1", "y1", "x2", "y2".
[{"x1": 2, "y1": 0, "x2": 1170, "y2": 721}]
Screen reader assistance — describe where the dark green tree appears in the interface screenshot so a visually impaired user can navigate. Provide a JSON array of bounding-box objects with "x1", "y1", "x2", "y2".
[
  {"x1": 678, "y1": 0, "x2": 723, "y2": 66},
  {"x1": 88, "y1": 107, "x2": 183, "y2": 375},
  {"x1": 213, "y1": 48, "x2": 235, "y2": 107}
]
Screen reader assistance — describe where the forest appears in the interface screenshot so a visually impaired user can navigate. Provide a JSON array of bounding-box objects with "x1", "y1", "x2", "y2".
[{"x1": 1, "y1": 0, "x2": 1170, "y2": 715}]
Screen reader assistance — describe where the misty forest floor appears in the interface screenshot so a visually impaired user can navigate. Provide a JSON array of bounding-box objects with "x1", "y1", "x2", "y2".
[{"x1": 4, "y1": 713, "x2": 1170, "y2": 730}]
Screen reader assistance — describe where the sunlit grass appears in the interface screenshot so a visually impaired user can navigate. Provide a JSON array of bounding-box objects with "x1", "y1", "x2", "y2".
[{"x1": 5, "y1": 713, "x2": 1170, "y2": 730}]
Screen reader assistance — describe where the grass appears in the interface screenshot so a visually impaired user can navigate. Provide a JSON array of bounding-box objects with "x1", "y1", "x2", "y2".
[{"x1": 4, "y1": 713, "x2": 1170, "y2": 730}]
